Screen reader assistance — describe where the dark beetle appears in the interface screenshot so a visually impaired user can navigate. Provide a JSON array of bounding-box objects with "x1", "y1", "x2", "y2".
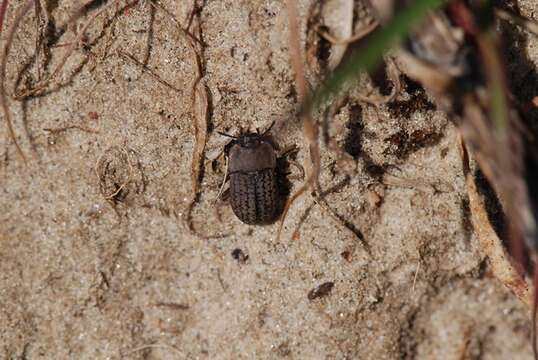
[{"x1": 221, "y1": 127, "x2": 278, "y2": 225}]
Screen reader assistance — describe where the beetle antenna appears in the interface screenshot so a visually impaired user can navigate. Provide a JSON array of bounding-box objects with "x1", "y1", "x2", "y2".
[
  {"x1": 261, "y1": 121, "x2": 276, "y2": 136},
  {"x1": 217, "y1": 131, "x2": 239, "y2": 139}
]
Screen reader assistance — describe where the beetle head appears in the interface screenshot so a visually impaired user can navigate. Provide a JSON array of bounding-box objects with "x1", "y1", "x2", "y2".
[
  {"x1": 237, "y1": 133, "x2": 262, "y2": 148},
  {"x1": 218, "y1": 121, "x2": 275, "y2": 152}
]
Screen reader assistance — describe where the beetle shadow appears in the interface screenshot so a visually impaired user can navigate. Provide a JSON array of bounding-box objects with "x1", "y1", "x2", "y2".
[{"x1": 274, "y1": 145, "x2": 297, "y2": 223}]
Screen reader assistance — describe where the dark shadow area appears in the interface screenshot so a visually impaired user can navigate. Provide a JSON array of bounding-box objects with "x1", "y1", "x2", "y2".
[
  {"x1": 343, "y1": 103, "x2": 364, "y2": 159},
  {"x1": 475, "y1": 167, "x2": 532, "y2": 272},
  {"x1": 495, "y1": 2, "x2": 538, "y2": 133},
  {"x1": 496, "y1": 1, "x2": 538, "y2": 257},
  {"x1": 459, "y1": 197, "x2": 474, "y2": 245},
  {"x1": 382, "y1": 128, "x2": 444, "y2": 160},
  {"x1": 370, "y1": 61, "x2": 393, "y2": 96},
  {"x1": 275, "y1": 150, "x2": 296, "y2": 222},
  {"x1": 474, "y1": 168, "x2": 507, "y2": 242},
  {"x1": 341, "y1": 102, "x2": 389, "y2": 179},
  {"x1": 386, "y1": 75, "x2": 436, "y2": 118},
  {"x1": 384, "y1": 76, "x2": 443, "y2": 160},
  {"x1": 314, "y1": 24, "x2": 332, "y2": 69},
  {"x1": 342, "y1": 76, "x2": 442, "y2": 164},
  {"x1": 496, "y1": 1, "x2": 538, "y2": 118}
]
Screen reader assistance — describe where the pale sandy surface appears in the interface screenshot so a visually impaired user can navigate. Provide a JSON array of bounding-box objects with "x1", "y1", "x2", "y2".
[{"x1": 1, "y1": 1, "x2": 537, "y2": 359}]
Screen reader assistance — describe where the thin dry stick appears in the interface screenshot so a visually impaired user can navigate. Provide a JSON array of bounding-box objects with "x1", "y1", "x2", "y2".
[
  {"x1": 43, "y1": 124, "x2": 99, "y2": 134},
  {"x1": 185, "y1": 76, "x2": 208, "y2": 233},
  {"x1": 355, "y1": 57, "x2": 401, "y2": 106},
  {"x1": 33, "y1": 2, "x2": 41, "y2": 80},
  {"x1": 411, "y1": 259, "x2": 420, "y2": 292},
  {"x1": 148, "y1": 0, "x2": 202, "y2": 46},
  {"x1": 286, "y1": 1, "x2": 307, "y2": 101},
  {"x1": 181, "y1": 11, "x2": 210, "y2": 236},
  {"x1": 33, "y1": 0, "x2": 52, "y2": 82},
  {"x1": 123, "y1": 343, "x2": 183, "y2": 357},
  {"x1": 184, "y1": 0, "x2": 197, "y2": 31},
  {"x1": 0, "y1": 0, "x2": 10, "y2": 32},
  {"x1": 149, "y1": 1, "x2": 226, "y2": 238},
  {"x1": 1, "y1": 0, "x2": 34, "y2": 163},
  {"x1": 104, "y1": 183, "x2": 127, "y2": 200},
  {"x1": 277, "y1": 0, "x2": 321, "y2": 241},
  {"x1": 312, "y1": 194, "x2": 370, "y2": 254},
  {"x1": 459, "y1": 136, "x2": 531, "y2": 307},
  {"x1": 316, "y1": 21, "x2": 378, "y2": 45},
  {"x1": 118, "y1": 50, "x2": 182, "y2": 93},
  {"x1": 495, "y1": 8, "x2": 538, "y2": 37}
]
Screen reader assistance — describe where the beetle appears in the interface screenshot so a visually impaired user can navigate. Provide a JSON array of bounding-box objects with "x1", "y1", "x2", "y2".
[{"x1": 218, "y1": 124, "x2": 278, "y2": 225}]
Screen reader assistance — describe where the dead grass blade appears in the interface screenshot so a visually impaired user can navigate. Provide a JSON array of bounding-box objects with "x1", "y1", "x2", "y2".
[
  {"x1": 285, "y1": 0, "x2": 307, "y2": 101},
  {"x1": 184, "y1": 77, "x2": 208, "y2": 234},
  {"x1": 118, "y1": 50, "x2": 182, "y2": 93},
  {"x1": 179, "y1": 9, "x2": 210, "y2": 237}
]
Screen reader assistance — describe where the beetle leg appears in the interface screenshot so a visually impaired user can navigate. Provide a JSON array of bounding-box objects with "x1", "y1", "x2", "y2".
[
  {"x1": 260, "y1": 120, "x2": 276, "y2": 136},
  {"x1": 287, "y1": 160, "x2": 305, "y2": 181},
  {"x1": 215, "y1": 156, "x2": 230, "y2": 202},
  {"x1": 277, "y1": 145, "x2": 304, "y2": 181},
  {"x1": 278, "y1": 144, "x2": 299, "y2": 158},
  {"x1": 219, "y1": 188, "x2": 230, "y2": 201}
]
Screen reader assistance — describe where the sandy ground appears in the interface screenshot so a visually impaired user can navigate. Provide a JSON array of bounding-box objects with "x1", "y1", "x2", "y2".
[{"x1": 1, "y1": 0, "x2": 537, "y2": 359}]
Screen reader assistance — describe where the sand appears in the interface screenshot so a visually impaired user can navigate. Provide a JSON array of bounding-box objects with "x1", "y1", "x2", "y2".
[{"x1": 1, "y1": 1, "x2": 537, "y2": 359}]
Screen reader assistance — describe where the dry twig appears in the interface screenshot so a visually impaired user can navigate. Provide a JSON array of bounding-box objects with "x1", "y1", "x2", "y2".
[
  {"x1": 123, "y1": 343, "x2": 183, "y2": 357},
  {"x1": 148, "y1": 1, "x2": 227, "y2": 239},
  {"x1": 496, "y1": 8, "x2": 538, "y2": 37},
  {"x1": 355, "y1": 57, "x2": 401, "y2": 106},
  {"x1": 312, "y1": 193, "x2": 370, "y2": 254},
  {"x1": 277, "y1": 0, "x2": 321, "y2": 241},
  {"x1": 316, "y1": 21, "x2": 378, "y2": 45},
  {"x1": 43, "y1": 125, "x2": 99, "y2": 134},
  {"x1": 118, "y1": 50, "x2": 182, "y2": 93}
]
